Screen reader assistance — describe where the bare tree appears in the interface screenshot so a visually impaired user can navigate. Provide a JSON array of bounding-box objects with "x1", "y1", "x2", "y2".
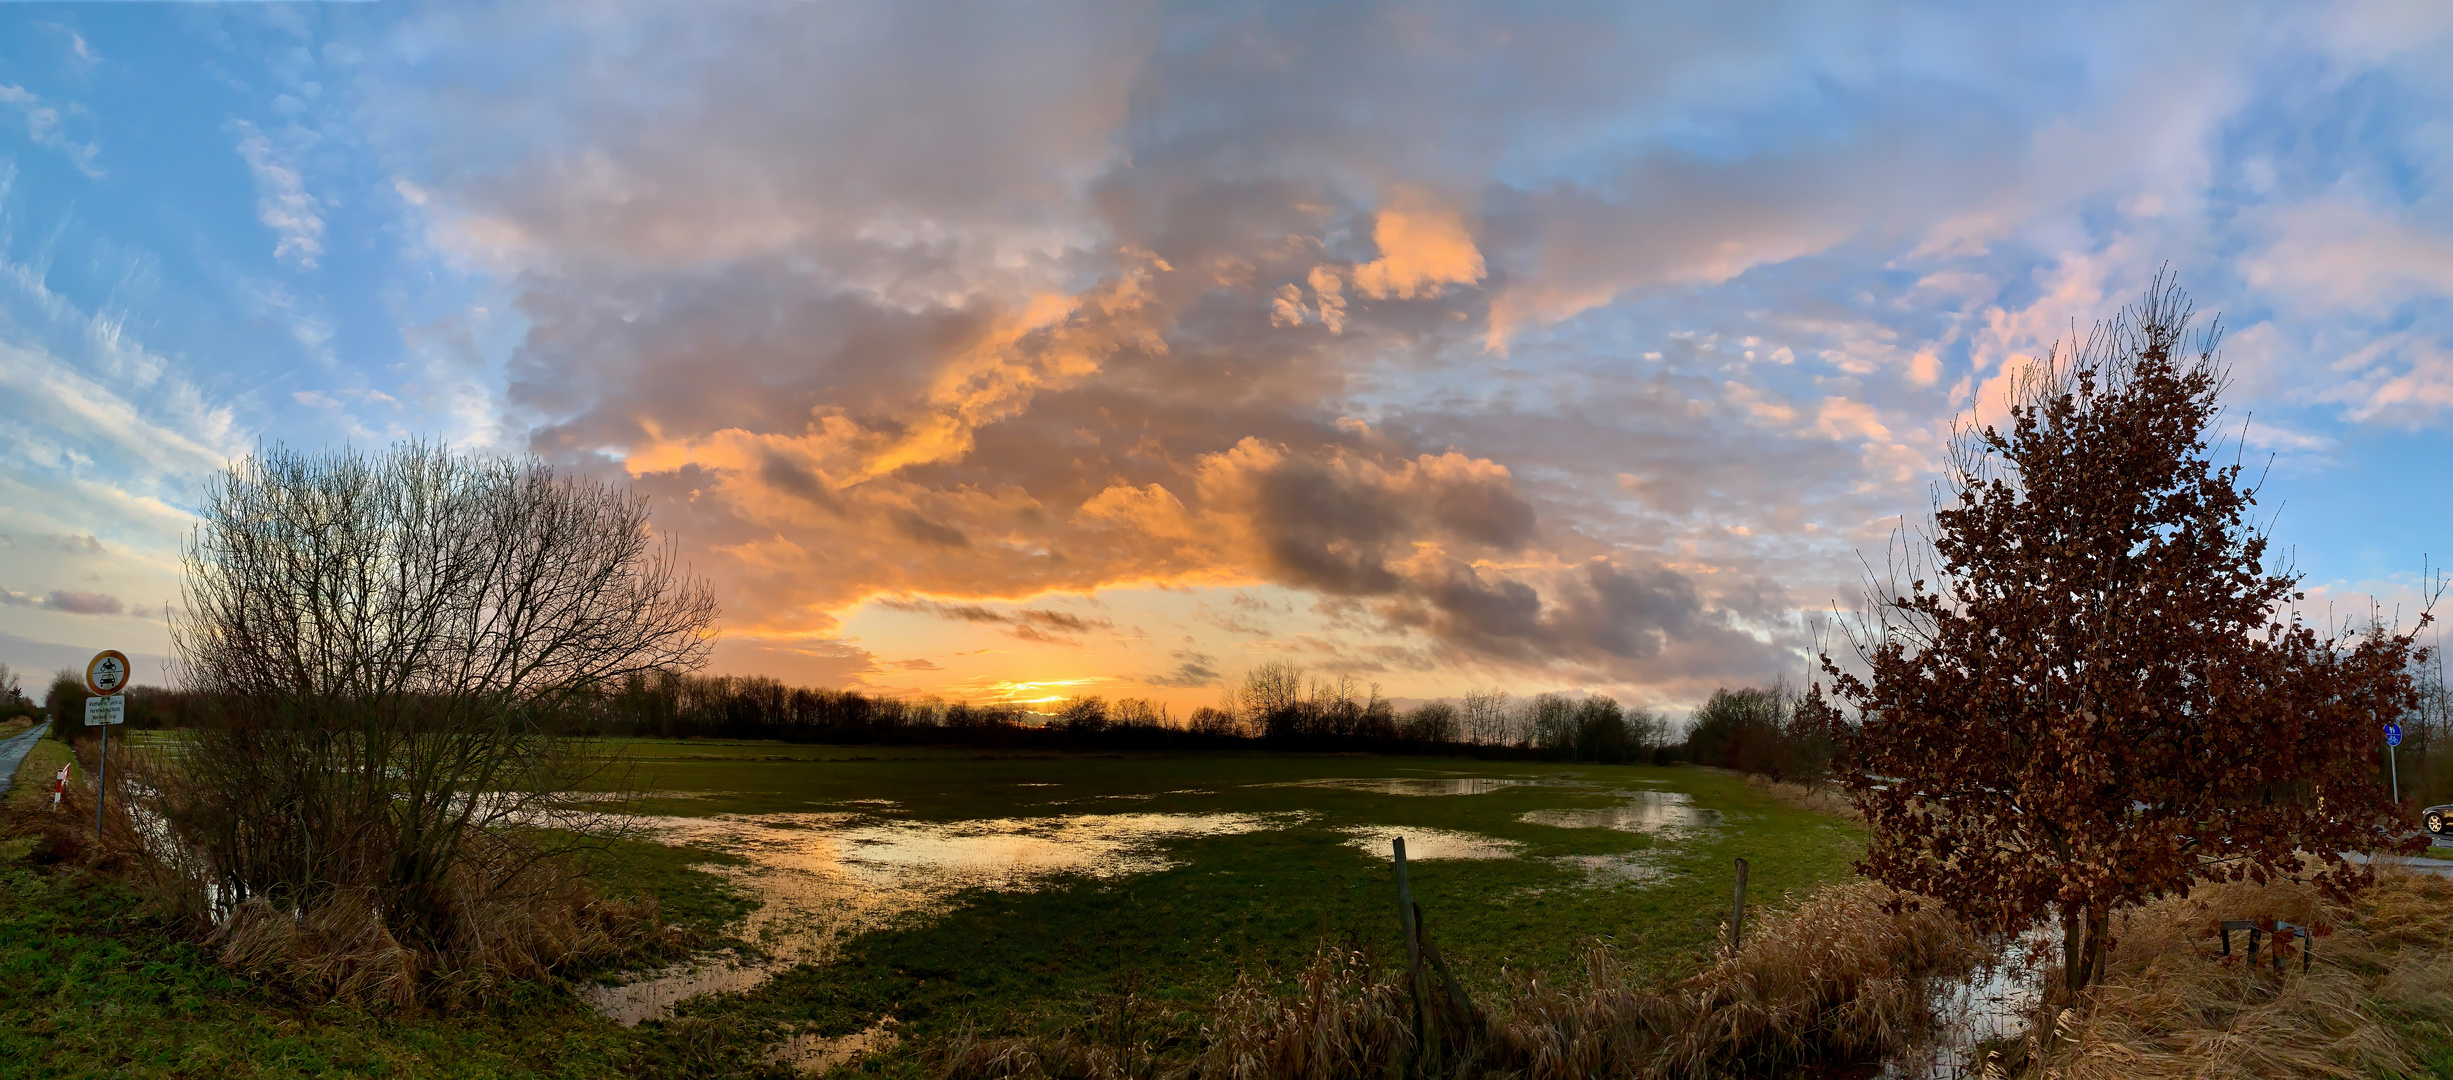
[
  {"x1": 1460, "y1": 687, "x2": 1510, "y2": 746},
  {"x1": 1235, "y1": 660, "x2": 1307, "y2": 739},
  {"x1": 1526, "y1": 692, "x2": 1576, "y2": 754},
  {"x1": 146, "y1": 441, "x2": 716, "y2": 998},
  {"x1": 1402, "y1": 700, "x2": 1461, "y2": 744}
]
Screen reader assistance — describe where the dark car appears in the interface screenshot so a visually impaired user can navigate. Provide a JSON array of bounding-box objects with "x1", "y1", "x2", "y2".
[{"x1": 2428, "y1": 805, "x2": 2453, "y2": 837}]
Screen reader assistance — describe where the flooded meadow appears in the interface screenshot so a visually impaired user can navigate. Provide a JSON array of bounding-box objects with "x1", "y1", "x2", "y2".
[{"x1": 563, "y1": 744, "x2": 1868, "y2": 1067}]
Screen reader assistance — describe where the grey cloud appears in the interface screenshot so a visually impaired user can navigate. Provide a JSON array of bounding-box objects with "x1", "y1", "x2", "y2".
[
  {"x1": 2, "y1": 589, "x2": 127, "y2": 616},
  {"x1": 880, "y1": 599, "x2": 1114, "y2": 638},
  {"x1": 1006, "y1": 625, "x2": 1077, "y2": 646},
  {"x1": 1016, "y1": 609, "x2": 1109, "y2": 634},
  {"x1": 890, "y1": 510, "x2": 971, "y2": 549},
  {"x1": 374, "y1": 0, "x2": 2298, "y2": 697},
  {"x1": 0, "y1": 532, "x2": 105, "y2": 554},
  {"x1": 879, "y1": 599, "x2": 1008, "y2": 624},
  {"x1": 1148, "y1": 648, "x2": 1220, "y2": 687}
]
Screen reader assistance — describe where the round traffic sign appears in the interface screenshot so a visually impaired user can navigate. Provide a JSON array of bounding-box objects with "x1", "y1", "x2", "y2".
[
  {"x1": 2385, "y1": 721, "x2": 2403, "y2": 748},
  {"x1": 85, "y1": 650, "x2": 129, "y2": 696}
]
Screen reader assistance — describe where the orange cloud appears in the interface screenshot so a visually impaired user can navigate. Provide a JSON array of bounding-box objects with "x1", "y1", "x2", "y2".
[{"x1": 1351, "y1": 189, "x2": 1486, "y2": 301}]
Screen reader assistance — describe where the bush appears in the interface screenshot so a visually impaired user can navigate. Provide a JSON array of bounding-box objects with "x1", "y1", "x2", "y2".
[
  {"x1": 136, "y1": 441, "x2": 716, "y2": 1006},
  {"x1": 1681, "y1": 681, "x2": 1828, "y2": 781},
  {"x1": 41, "y1": 670, "x2": 85, "y2": 743}
]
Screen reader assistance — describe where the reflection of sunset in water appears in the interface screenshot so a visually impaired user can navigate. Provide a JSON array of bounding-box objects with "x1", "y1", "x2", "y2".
[
  {"x1": 587, "y1": 777, "x2": 1694, "y2": 1026},
  {"x1": 1280, "y1": 777, "x2": 1532, "y2": 796},
  {"x1": 1519, "y1": 790, "x2": 1720, "y2": 838},
  {"x1": 1342, "y1": 825, "x2": 1521, "y2": 861},
  {"x1": 588, "y1": 811, "x2": 1298, "y2": 1024}
]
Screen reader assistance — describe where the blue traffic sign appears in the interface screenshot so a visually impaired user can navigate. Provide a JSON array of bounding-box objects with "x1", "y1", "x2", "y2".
[{"x1": 2385, "y1": 722, "x2": 2403, "y2": 748}]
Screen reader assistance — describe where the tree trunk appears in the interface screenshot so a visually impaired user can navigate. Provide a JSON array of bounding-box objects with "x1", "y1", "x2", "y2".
[
  {"x1": 2061, "y1": 898, "x2": 2112, "y2": 996},
  {"x1": 2061, "y1": 898, "x2": 2086, "y2": 997}
]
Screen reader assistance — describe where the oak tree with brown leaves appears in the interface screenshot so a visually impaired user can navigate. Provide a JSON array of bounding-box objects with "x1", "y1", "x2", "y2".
[{"x1": 1811, "y1": 275, "x2": 2431, "y2": 996}]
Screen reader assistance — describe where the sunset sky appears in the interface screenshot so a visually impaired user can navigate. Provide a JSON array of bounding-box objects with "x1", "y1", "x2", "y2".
[{"x1": 2, "y1": 2, "x2": 2449, "y2": 715}]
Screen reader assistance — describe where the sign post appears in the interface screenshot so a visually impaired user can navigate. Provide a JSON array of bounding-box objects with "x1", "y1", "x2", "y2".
[
  {"x1": 2386, "y1": 722, "x2": 2403, "y2": 805},
  {"x1": 84, "y1": 650, "x2": 128, "y2": 838}
]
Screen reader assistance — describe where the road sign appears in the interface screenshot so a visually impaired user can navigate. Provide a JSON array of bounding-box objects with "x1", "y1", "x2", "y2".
[
  {"x1": 85, "y1": 650, "x2": 129, "y2": 696},
  {"x1": 84, "y1": 695, "x2": 124, "y2": 726},
  {"x1": 2386, "y1": 722, "x2": 2404, "y2": 748}
]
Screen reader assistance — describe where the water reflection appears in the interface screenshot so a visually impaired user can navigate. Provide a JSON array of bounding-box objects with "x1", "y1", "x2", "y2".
[
  {"x1": 1882, "y1": 926, "x2": 2051, "y2": 1079},
  {"x1": 1519, "y1": 790, "x2": 1719, "y2": 837},
  {"x1": 1343, "y1": 826, "x2": 1522, "y2": 860},
  {"x1": 1548, "y1": 851, "x2": 1672, "y2": 886},
  {"x1": 586, "y1": 811, "x2": 1295, "y2": 1024},
  {"x1": 766, "y1": 1019, "x2": 899, "y2": 1073},
  {"x1": 1286, "y1": 777, "x2": 1530, "y2": 796}
]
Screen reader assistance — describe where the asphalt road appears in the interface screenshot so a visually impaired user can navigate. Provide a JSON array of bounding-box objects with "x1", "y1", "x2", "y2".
[
  {"x1": 2345, "y1": 840, "x2": 2453, "y2": 879},
  {"x1": 0, "y1": 722, "x2": 50, "y2": 796}
]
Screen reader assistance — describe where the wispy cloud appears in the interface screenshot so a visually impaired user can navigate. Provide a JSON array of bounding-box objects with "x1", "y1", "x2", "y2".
[
  {"x1": 233, "y1": 121, "x2": 325, "y2": 269},
  {"x1": 0, "y1": 83, "x2": 99, "y2": 176}
]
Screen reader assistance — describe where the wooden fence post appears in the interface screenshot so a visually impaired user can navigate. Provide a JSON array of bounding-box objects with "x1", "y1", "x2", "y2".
[
  {"x1": 1393, "y1": 837, "x2": 1436, "y2": 1068},
  {"x1": 1730, "y1": 856, "x2": 1750, "y2": 956},
  {"x1": 1394, "y1": 837, "x2": 1420, "y2": 974}
]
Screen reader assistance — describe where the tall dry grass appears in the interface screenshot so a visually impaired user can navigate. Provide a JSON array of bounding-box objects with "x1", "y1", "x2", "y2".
[
  {"x1": 1744, "y1": 773, "x2": 1864, "y2": 823},
  {"x1": 96, "y1": 739, "x2": 683, "y2": 1011},
  {"x1": 935, "y1": 880, "x2": 1983, "y2": 1080},
  {"x1": 2029, "y1": 866, "x2": 2453, "y2": 1080},
  {"x1": 204, "y1": 838, "x2": 675, "y2": 1010}
]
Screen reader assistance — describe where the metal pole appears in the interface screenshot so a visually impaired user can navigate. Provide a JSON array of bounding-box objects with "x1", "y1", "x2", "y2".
[
  {"x1": 94, "y1": 723, "x2": 108, "y2": 838},
  {"x1": 2390, "y1": 743, "x2": 2399, "y2": 805}
]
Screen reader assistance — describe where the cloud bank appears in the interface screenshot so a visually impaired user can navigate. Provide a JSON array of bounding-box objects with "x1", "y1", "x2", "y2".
[{"x1": 166, "y1": 0, "x2": 2453, "y2": 704}]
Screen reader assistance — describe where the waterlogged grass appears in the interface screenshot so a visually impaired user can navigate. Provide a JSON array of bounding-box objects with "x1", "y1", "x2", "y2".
[
  {"x1": 0, "y1": 740, "x2": 1870, "y2": 1077},
  {"x1": 572, "y1": 743, "x2": 1866, "y2": 1074},
  {"x1": 0, "y1": 858, "x2": 634, "y2": 1078}
]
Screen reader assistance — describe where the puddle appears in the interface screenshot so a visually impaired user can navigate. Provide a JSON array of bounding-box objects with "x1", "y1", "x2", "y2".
[
  {"x1": 1344, "y1": 826, "x2": 1522, "y2": 860},
  {"x1": 767, "y1": 1019, "x2": 898, "y2": 1074},
  {"x1": 822, "y1": 812, "x2": 1291, "y2": 890},
  {"x1": 1881, "y1": 927, "x2": 2050, "y2": 1079},
  {"x1": 1519, "y1": 791, "x2": 1720, "y2": 837},
  {"x1": 554, "y1": 789, "x2": 728, "y2": 803},
  {"x1": 587, "y1": 811, "x2": 1297, "y2": 1024},
  {"x1": 1281, "y1": 777, "x2": 1532, "y2": 796},
  {"x1": 1548, "y1": 851, "x2": 1673, "y2": 886}
]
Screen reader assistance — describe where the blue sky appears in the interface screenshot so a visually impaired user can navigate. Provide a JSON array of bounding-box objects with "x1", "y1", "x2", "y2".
[{"x1": 1, "y1": 2, "x2": 2448, "y2": 710}]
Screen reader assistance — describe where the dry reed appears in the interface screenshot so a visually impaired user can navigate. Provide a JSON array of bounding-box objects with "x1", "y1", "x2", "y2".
[
  {"x1": 934, "y1": 880, "x2": 1983, "y2": 1080},
  {"x1": 2029, "y1": 866, "x2": 2453, "y2": 1080},
  {"x1": 82, "y1": 739, "x2": 683, "y2": 1011},
  {"x1": 204, "y1": 839, "x2": 676, "y2": 1011},
  {"x1": 1743, "y1": 773, "x2": 1864, "y2": 823}
]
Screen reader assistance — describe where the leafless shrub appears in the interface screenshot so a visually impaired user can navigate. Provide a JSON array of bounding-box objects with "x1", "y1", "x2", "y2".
[{"x1": 128, "y1": 440, "x2": 715, "y2": 1006}]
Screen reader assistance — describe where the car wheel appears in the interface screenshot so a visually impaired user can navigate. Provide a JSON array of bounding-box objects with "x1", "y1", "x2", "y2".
[{"x1": 2431, "y1": 812, "x2": 2445, "y2": 835}]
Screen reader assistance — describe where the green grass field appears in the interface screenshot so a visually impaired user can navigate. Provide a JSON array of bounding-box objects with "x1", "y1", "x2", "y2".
[{"x1": 1, "y1": 739, "x2": 1866, "y2": 1078}]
